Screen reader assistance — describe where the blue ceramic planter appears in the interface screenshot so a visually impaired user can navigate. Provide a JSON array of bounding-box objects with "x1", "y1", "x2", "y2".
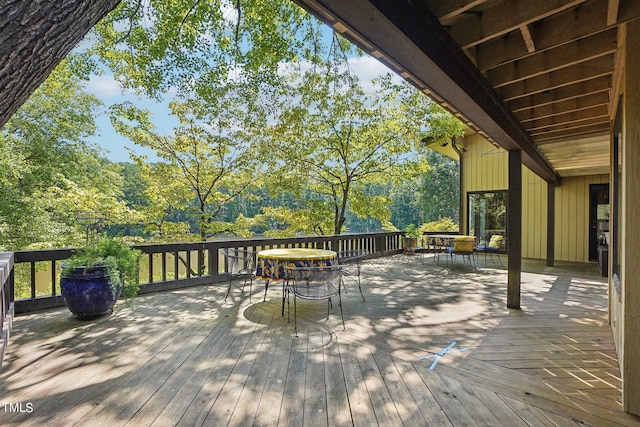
[{"x1": 60, "y1": 265, "x2": 122, "y2": 319}]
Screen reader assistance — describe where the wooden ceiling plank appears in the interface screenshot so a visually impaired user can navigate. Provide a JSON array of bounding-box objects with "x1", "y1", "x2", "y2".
[
  {"x1": 515, "y1": 93, "x2": 611, "y2": 122},
  {"x1": 499, "y1": 55, "x2": 614, "y2": 101},
  {"x1": 449, "y1": 0, "x2": 587, "y2": 49},
  {"x1": 556, "y1": 169, "x2": 610, "y2": 177},
  {"x1": 526, "y1": 113, "x2": 610, "y2": 132},
  {"x1": 507, "y1": 76, "x2": 612, "y2": 111},
  {"x1": 546, "y1": 152, "x2": 609, "y2": 162},
  {"x1": 543, "y1": 151, "x2": 610, "y2": 161},
  {"x1": 532, "y1": 123, "x2": 610, "y2": 140},
  {"x1": 539, "y1": 143, "x2": 610, "y2": 156},
  {"x1": 523, "y1": 107, "x2": 610, "y2": 129},
  {"x1": 477, "y1": 0, "x2": 640, "y2": 71},
  {"x1": 489, "y1": 28, "x2": 617, "y2": 88},
  {"x1": 544, "y1": 156, "x2": 610, "y2": 165},
  {"x1": 548, "y1": 152, "x2": 610, "y2": 161},
  {"x1": 529, "y1": 116, "x2": 610, "y2": 133},
  {"x1": 548, "y1": 160, "x2": 610, "y2": 171},
  {"x1": 535, "y1": 133, "x2": 609, "y2": 146},
  {"x1": 554, "y1": 158, "x2": 611, "y2": 168}
]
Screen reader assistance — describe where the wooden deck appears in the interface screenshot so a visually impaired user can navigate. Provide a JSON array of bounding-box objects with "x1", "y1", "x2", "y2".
[{"x1": 1, "y1": 254, "x2": 639, "y2": 426}]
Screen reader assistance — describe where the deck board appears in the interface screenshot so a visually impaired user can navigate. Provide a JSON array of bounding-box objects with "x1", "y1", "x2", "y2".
[{"x1": 1, "y1": 255, "x2": 640, "y2": 426}]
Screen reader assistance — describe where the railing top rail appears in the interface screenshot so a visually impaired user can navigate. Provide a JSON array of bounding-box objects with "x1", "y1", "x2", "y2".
[{"x1": 12, "y1": 232, "x2": 404, "y2": 260}]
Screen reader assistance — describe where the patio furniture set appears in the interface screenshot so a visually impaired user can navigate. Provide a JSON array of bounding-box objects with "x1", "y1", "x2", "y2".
[
  {"x1": 221, "y1": 247, "x2": 367, "y2": 335},
  {"x1": 409, "y1": 234, "x2": 505, "y2": 269}
]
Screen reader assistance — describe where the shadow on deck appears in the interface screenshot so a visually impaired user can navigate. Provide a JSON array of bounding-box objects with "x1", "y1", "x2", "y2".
[{"x1": 1, "y1": 254, "x2": 638, "y2": 426}]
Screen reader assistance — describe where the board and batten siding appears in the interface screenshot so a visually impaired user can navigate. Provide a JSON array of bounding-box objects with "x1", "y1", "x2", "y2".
[{"x1": 462, "y1": 134, "x2": 607, "y2": 262}]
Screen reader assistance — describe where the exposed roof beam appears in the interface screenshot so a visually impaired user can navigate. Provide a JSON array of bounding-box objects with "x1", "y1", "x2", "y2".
[
  {"x1": 608, "y1": 0, "x2": 621, "y2": 25},
  {"x1": 499, "y1": 55, "x2": 614, "y2": 101},
  {"x1": 532, "y1": 123, "x2": 610, "y2": 140},
  {"x1": 292, "y1": 0, "x2": 561, "y2": 184},
  {"x1": 449, "y1": 0, "x2": 587, "y2": 49},
  {"x1": 548, "y1": 156, "x2": 610, "y2": 167},
  {"x1": 488, "y1": 28, "x2": 617, "y2": 88},
  {"x1": 526, "y1": 113, "x2": 610, "y2": 133},
  {"x1": 555, "y1": 166, "x2": 610, "y2": 176},
  {"x1": 380, "y1": 1, "x2": 563, "y2": 183},
  {"x1": 523, "y1": 106, "x2": 609, "y2": 130},
  {"x1": 515, "y1": 94, "x2": 611, "y2": 122},
  {"x1": 424, "y1": 0, "x2": 490, "y2": 26},
  {"x1": 506, "y1": 76, "x2": 612, "y2": 111},
  {"x1": 539, "y1": 140, "x2": 610, "y2": 154},
  {"x1": 547, "y1": 155, "x2": 610, "y2": 165},
  {"x1": 520, "y1": 25, "x2": 536, "y2": 54},
  {"x1": 535, "y1": 133, "x2": 608, "y2": 146},
  {"x1": 476, "y1": 0, "x2": 640, "y2": 71}
]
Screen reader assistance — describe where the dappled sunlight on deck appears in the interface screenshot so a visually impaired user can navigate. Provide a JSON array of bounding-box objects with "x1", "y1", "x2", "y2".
[{"x1": 1, "y1": 254, "x2": 638, "y2": 426}]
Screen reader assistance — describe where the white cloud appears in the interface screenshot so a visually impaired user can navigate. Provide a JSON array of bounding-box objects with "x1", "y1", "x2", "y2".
[
  {"x1": 85, "y1": 75, "x2": 125, "y2": 98},
  {"x1": 349, "y1": 56, "x2": 395, "y2": 81}
]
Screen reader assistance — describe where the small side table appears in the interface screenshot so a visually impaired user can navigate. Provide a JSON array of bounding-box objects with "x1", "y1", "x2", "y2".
[{"x1": 597, "y1": 245, "x2": 608, "y2": 277}]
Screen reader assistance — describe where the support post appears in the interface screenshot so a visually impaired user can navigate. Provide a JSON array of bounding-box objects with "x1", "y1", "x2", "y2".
[
  {"x1": 622, "y1": 18, "x2": 640, "y2": 415},
  {"x1": 547, "y1": 182, "x2": 556, "y2": 267},
  {"x1": 507, "y1": 150, "x2": 522, "y2": 309}
]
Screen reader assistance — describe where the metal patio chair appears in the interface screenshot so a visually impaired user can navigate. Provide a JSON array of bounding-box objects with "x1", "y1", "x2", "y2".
[
  {"x1": 337, "y1": 249, "x2": 367, "y2": 301},
  {"x1": 222, "y1": 248, "x2": 257, "y2": 302},
  {"x1": 475, "y1": 235, "x2": 504, "y2": 267},
  {"x1": 285, "y1": 265, "x2": 345, "y2": 337}
]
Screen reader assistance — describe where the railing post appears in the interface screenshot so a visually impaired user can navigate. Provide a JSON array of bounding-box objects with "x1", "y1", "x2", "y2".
[
  {"x1": 1, "y1": 252, "x2": 15, "y2": 369},
  {"x1": 10, "y1": 232, "x2": 401, "y2": 313}
]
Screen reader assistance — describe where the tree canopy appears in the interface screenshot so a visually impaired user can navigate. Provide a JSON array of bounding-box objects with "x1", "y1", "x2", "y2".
[
  {"x1": 110, "y1": 95, "x2": 266, "y2": 241},
  {"x1": 0, "y1": 57, "x2": 139, "y2": 249},
  {"x1": 0, "y1": 1, "x2": 468, "y2": 249}
]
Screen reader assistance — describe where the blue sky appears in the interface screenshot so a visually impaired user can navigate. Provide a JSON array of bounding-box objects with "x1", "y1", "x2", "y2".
[
  {"x1": 84, "y1": 56, "x2": 400, "y2": 163},
  {"x1": 84, "y1": 74, "x2": 175, "y2": 163}
]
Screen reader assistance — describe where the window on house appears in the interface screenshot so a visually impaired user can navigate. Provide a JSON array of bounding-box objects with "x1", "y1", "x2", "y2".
[{"x1": 468, "y1": 191, "x2": 508, "y2": 246}]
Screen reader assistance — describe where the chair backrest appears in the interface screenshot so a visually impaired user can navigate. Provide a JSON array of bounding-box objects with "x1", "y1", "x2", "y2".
[
  {"x1": 286, "y1": 265, "x2": 342, "y2": 300},
  {"x1": 222, "y1": 248, "x2": 257, "y2": 275},
  {"x1": 488, "y1": 235, "x2": 503, "y2": 249},
  {"x1": 337, "y1": 250, "x2": 368, "y2": 265}
]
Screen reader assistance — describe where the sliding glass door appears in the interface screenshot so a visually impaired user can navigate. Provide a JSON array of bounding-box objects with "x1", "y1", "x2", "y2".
[{"x1": 468, "y1": 191, "x2": 508, "y2": 246}]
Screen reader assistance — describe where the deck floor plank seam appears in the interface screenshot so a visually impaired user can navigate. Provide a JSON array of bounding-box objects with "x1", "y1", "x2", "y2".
[{"x1": 1, "y1": 256, "x2": 639, "y2": 426}]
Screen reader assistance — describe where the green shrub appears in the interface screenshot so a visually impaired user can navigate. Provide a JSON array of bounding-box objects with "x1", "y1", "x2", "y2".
[
  {"x1": 419, "y1": 218, "x2": 459, "y2": 232},
  {"x1": 62, "y1": 237, "x2": 142, "y2": 298}
]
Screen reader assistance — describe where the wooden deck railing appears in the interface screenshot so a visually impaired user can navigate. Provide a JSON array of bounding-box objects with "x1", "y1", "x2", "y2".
[
  {"x1": 6, "y1": 232, "x2": 403, "y2": 316},
  {"x1": 1, "y1": 252, "x2": 15, "y2": 369}
]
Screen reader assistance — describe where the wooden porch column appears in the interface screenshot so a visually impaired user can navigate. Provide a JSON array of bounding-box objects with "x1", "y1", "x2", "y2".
[
  {"x1": 547, "y1": 182, "x2": 555, "y2": 267},
  {"x1": 622, "y1": 18, "x2": 640, "y2": 415},
  {"x1": 507, "y1": 150, "x2": 522, "y2": 309}
]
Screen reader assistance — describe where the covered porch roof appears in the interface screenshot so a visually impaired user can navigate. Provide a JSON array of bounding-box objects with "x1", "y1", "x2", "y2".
[{"x1": 292, "y1": 0, "x2": 638, "y2": 181}]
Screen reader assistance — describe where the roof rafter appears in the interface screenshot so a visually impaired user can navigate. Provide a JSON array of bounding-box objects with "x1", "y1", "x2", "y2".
[
  {"x1": 506, "y1": 76, "x2": 612, "y2": 111},
  {"x1": 515, "y1": 95, "x2": 610, "y2": 122},
  {"x1": 448, "y1": 0, "x2": 587, "y2": 49},
  {"x1": 292, "y1": 0, "x2": 561, "y2": 184},
  {"x1": 423, "y1": 0, "x2": 491, "y2": 26},
  {"x1": 476, "y1": 0, "x2": 640, "y2": 71},
  {"x1": 488, "y1": 28, "x2": 617, "y2": 88},
  {"x1": 499, "y1": 55, "x2": 614, "y2": 101}
]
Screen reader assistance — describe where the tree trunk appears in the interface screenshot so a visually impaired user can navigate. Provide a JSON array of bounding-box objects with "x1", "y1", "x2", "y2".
[{"x1": 0, "y1": 0, "x2": 122, "y2": 129}]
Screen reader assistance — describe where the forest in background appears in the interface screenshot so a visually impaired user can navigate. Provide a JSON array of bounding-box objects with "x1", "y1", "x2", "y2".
[{"x1": 0, "y1": 0, "x2": 463, "y2": 251}]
